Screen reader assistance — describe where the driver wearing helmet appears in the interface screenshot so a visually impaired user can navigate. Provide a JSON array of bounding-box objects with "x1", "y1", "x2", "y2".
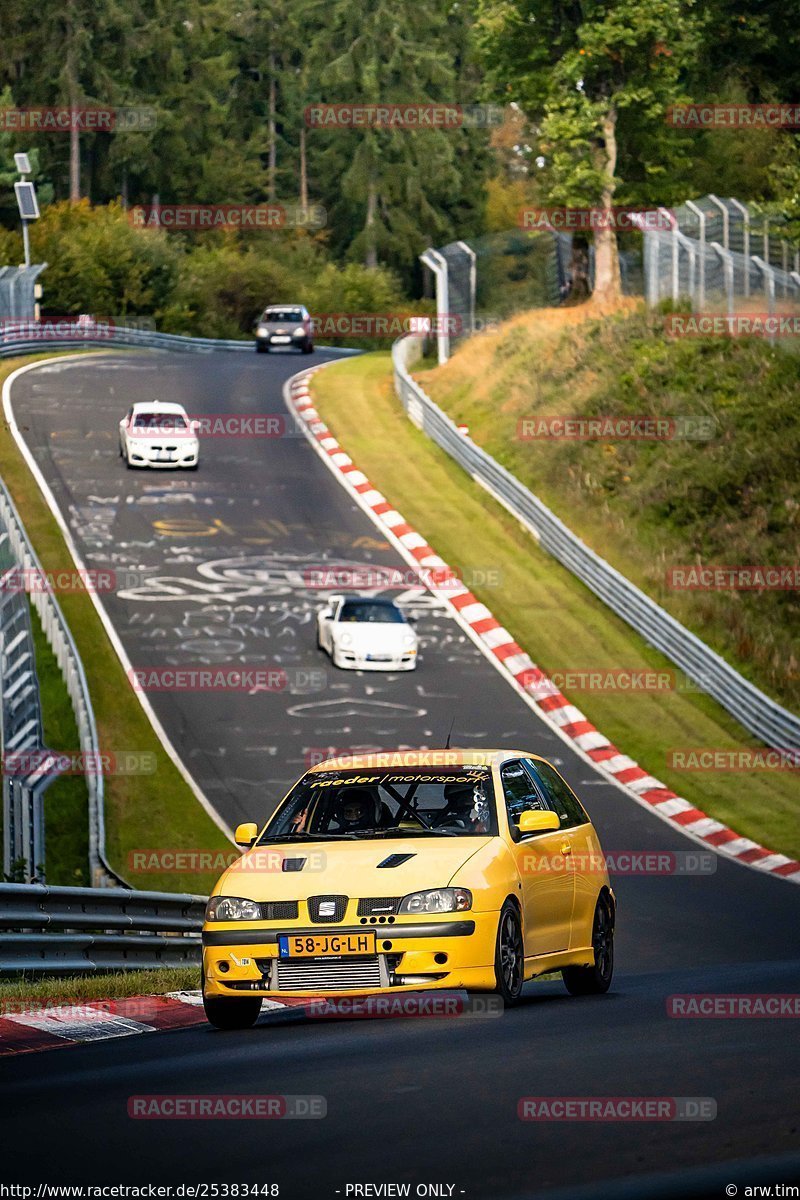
[
  {"x1": 438, "y1": 781, "x2": 490, "y2": 833},
  {"x1": 334, "y1": 787, "x2": 379, "y2": 832}
]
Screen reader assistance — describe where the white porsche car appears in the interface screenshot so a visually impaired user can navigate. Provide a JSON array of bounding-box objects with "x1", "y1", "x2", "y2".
[
  {"x1": 119, "y1": 401, "x2": 199, "y2": 470},
  {"x1": 316, "y1": 595, "x2": 418, "y2": 671}
]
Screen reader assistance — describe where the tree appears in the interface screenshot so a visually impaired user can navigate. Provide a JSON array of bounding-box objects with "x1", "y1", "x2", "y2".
[
  {"x1": 313, "y1": 0, "x2": 472, "y2": 268},
  {"x1": 476, "y1": 0, "x2": 701, "y2": 302}
]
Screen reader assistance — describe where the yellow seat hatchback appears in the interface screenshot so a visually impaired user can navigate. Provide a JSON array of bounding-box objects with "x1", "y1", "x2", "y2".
[{"x1": 202, "y1": 750, "x2": 615, "y2": 1028}]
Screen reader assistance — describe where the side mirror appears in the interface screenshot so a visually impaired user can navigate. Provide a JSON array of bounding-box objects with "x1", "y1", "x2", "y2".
[
  {"x1": 518, "y1": 809, "x2": 560, "y2": 835},
  {"x1": 234, "y1": 822, "x2": 258, "y2": 848},
  {"x1": 319, "y1": 608, "x2": 333, "y2": 621}
]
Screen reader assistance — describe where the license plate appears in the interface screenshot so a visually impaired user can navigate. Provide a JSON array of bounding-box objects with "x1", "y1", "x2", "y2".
[
  {"x1": 366, "y1": 655, "x2": 392, "y2": 662},
  {"x1": 157, "y1": 453, "x2": 174, "y2": 461},
  {"x1": 278, "y1": 932, "x2": 376, "y2": 958},
  {"x1": 272, "y1": 335, "x2": 291, "y2": 343}
]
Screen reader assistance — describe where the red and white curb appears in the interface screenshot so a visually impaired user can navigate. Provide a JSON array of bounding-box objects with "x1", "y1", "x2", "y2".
[
  {"x1": 0, "y1": 991, "x2": 316, "y2": 1056},
  {"x1": 287, "y1": 366, "x2": 800, "y2": 885}
]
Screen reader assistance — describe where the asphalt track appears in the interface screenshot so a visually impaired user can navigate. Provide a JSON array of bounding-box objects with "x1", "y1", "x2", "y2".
[{"x1": 2, "y1": 350, "x2": 800, "y2": 1197}]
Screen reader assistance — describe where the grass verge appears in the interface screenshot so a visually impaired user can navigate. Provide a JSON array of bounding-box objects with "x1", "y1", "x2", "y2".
[
  {"x1": 309, "y1": 352, "x2": 800, "y2": 860},
  {"x1": 417, "y1": 302, "x2": 800, "y2": 711},
  {"x1": 0, "y1": 966, "x2": 199, "y2": 1010},
  {"x1": 0, "y1": 354, "x2": 230, "y2": 893}
]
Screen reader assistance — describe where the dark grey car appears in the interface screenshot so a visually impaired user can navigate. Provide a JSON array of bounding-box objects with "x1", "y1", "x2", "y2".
[{"x1": 255, "y1": 305, "x2": 314, "y2": 354}]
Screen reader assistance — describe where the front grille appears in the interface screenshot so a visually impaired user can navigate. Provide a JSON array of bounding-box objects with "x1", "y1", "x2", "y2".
[
  {"x1": 308, "y1": 894, "x2": 348, "y2": 923},
  {"x1": 357, "y1": 897, "x2": 401, "y2": 916},
  {"x1": 261, "y1": 901, "x2": 298, "y2": 921},
  {"x1": 274, "y1": 956, "x2": 383, "y2": 991}
]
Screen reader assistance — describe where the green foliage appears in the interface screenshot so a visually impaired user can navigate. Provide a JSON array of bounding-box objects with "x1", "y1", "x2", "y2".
[{"x1": 24, "y1": 200, "x2": 180, "y2": 317}]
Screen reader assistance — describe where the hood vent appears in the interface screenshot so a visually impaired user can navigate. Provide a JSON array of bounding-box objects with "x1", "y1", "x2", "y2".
[
  {"x1": 282, "y1": 858, "x2": 306, "y2": 872},
  {"x1": 377, "y1": 853, "x2": 415, "y2": 869}
]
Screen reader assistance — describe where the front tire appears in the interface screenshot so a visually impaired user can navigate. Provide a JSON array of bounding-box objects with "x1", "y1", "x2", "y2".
[
  {"x1": 256, "y1": 342, "x2": 268, "y2": 354},
  {"x1": 301, "y1": 341, "x2": 314, "y2": 354},
  {"x1": 562, "y1": 894, "x2": 614, "y2": 996},
  {"x1": 492, "y1": 900, "x2": 524, "y2": 1005},
  {"x1": 203, "y1": 993, "x2": 262, "y2": 1030}
]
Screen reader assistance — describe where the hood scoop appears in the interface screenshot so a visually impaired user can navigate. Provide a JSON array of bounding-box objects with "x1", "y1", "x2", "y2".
[
  {"x1": 377, "y1": 852, "x2": 416, "y2": 869},
  {"x1": 282, "y1": 857, "x2": 306, "y2": 872}
]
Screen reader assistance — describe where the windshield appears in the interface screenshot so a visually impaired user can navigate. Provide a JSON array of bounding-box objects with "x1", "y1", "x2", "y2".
[
  {"x1": 263, "y1": 309, "x2": 303, "y2": 323},
  {"x1": 133, "y1": 412, "x2": 188, "y2": 431},
  {"x1": 260, "y1": 766, "x2": 497, "y2": 841},
  {"x1": 339, "y1": 601, "x2": 406, "y2": 624}
]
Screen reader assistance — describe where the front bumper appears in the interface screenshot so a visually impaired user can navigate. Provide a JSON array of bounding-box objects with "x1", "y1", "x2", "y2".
[
  {"x1": 127, "y1": 444, "x2": 199, "y2": 468},
  {"x1": 255, "y1": 333, "x2": 310, "y2": 350},
  {"x1": 334, "y1": 648, "x2": 418, "y2": 671},
  {"x1": 202, "y1": 913, "x2": 498, "y2": 997}
]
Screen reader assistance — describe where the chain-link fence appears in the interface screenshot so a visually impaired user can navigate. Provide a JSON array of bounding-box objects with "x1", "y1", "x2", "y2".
[
  {"x1": 643, "y1": 195, "x2": 800, "y2": 328},
  {"x1": 422, "y1": 229, "x2": 572, "y2": 360}
]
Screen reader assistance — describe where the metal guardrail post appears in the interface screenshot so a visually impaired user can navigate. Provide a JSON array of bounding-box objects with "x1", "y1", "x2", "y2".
[
  {"x1": 728, "y1": 198, "x2": 750, "y2": 297},
  {"x1": 707, "y1": 194, "x2": 730, "y2": 251},
  {"x1": 456, "y1": 241, "x2": 477, "y2": 336},
  {"x1": 752, "y1": 257, "x2": 777, "y2": 344},
  {"x1": 710, "y1": 242, "x2": 735, "y2": 315},
  {"x1": 419, "y1": 249, "x2": 450, "y2": 364},
  {"x1": 684, "y1": 201, "x2": 706, "y2": 309}
]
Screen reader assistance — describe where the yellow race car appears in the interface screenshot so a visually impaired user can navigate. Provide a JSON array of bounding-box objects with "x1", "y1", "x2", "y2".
[{"x1": 202, "y1": 750, "x2": 615, "y2": 1028}]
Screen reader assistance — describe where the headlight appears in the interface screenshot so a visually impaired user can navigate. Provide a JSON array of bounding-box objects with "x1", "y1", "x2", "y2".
[
  {"x1": 205, "y1": 895, "x2": 261, "y2": 921},
  {"x1": 338, "y1": 632, "x2": 353, "y2": 647},
  {"x1": 293, "y1": 326, "x2": 306, "y2": 336},
  {"x1": 398, "y1": 888, "x2": 472, "y2": 914},
  {"x1": 257, "y1": 325, "x2": 268, "y2": 336},
  {"x1": 402, "y1": 632, "x2": 416, "y2": 646}
]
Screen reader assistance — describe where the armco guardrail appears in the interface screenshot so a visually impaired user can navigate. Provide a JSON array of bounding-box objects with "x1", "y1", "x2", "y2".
[
  {"x1": 392, "y1": 335, "x2": 800, "y2": 754},
  {"x1": 0, "y1": 882, "x2": 205, "y2": 974},
  {"x1": 0, "y1": 476, "x2": 123, "y2": 888},
  {"x1": 0, "y1": 324, "x2": 255, "y2": 358}
]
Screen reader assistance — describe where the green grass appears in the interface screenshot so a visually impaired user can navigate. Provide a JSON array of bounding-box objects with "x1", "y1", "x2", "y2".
[
  {"x1": 417, "y1": 305, "x2": 800, "y2": 712},
  {"x1": 0, "y1": 354, "x2": 231, "y2": 893},
  {"x1": 0, "y1": 967, "x2": 199, "y2": 1010},
  {"x1": 309, "y1": 352, "x2": 800, "y2": 860},
  {"x1": 30, "y1": 605, "x2": 90, "y2": 886}
]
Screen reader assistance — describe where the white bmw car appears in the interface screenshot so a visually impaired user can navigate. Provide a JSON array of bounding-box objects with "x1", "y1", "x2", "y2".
[
  {"x1": 316, "y1": 595, "x2": 418, "y2": 671},
  {"x1": 119, "y1": 401, "x2": 199, "y2": 470}
]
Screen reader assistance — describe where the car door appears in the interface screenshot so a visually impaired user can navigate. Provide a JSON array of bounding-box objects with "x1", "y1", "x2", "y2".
[
  {"x1": 120, "y1": 407, "x2": 133, "y2": 453},
  {"x1": 321, "y1": 598, "x2": 341, "y2": 653},
  {"x1": 526, "y1": 759, "x2": 603, "y2": 951},
  {"x1": 499, "y1": 760, "x2": 575, "y2": 957}
]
